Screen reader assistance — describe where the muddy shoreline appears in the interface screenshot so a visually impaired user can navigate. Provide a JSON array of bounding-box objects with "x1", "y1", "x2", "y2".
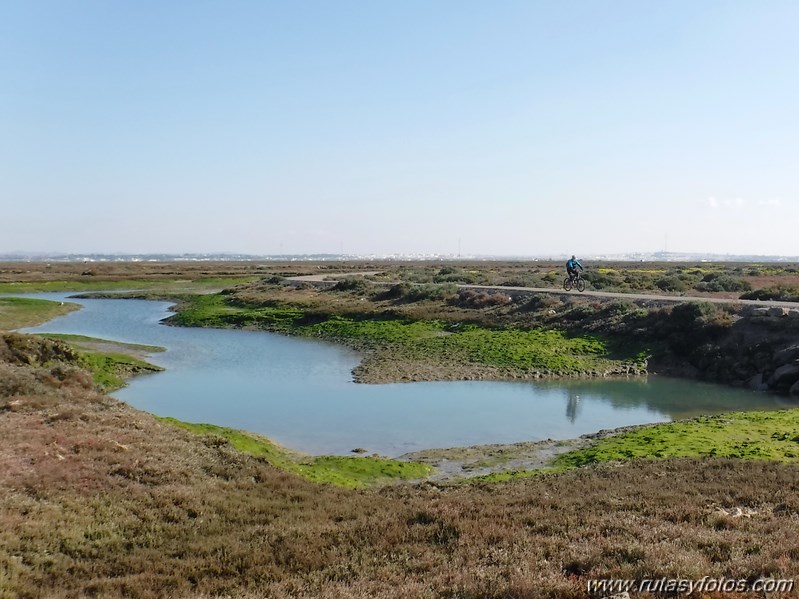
[
  {"x1": 398, "y1": 422, "x2": 657, "y2": 482},
  {"x1": 399, "y1": 438, "x2": 588, "y2": 481},
  {"x1": 351, "y1": 347, "x2": 646, "y2": 384}
]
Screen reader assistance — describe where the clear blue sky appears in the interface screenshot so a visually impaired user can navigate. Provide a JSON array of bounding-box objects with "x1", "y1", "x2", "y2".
[{"x1": 1, "y1": 1, "x2": 797, "y2": 256}]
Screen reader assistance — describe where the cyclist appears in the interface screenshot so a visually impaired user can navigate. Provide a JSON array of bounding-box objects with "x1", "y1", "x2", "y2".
[{"x1": 566, "y1": 255, "x2": 583, "y2": 282}]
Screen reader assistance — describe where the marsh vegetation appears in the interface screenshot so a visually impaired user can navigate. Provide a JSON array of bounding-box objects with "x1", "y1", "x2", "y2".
[
  {"x1": 2, "y1": 335, "x2": 799, "y2": 598},
  {"x1": 0, "y1": 296, "x2": 79, "y2": 329},
  {"x1": 3, "y1": 261, "x2": 799, "y2": 597}
]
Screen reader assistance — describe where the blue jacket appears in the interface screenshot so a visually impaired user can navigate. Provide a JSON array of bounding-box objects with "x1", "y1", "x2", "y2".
[{"x1": 566, "y1": 258, "x2": 582, "y2": 271}]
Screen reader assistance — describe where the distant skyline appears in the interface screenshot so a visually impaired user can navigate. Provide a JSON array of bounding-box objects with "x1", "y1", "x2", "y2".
[
  {"x1": 2, "y1": 1, "x2": 797, "y2": 257},
  {"x1": 2, "y1": 250, "x2": 799, "y2": 264}
]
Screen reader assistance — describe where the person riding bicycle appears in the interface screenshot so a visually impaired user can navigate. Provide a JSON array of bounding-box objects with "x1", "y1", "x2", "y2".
[{"x1": 566, "y1": 255, "x2": 583, "y2": 281}]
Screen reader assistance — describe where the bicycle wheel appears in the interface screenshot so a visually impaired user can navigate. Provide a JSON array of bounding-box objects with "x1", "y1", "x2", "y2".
[
  {"x1": 563, "y1": 277, "x2": 573, "y2": 291},
  {"x1": 576, "y1": 278, "x2": 586, "y2": 292}
]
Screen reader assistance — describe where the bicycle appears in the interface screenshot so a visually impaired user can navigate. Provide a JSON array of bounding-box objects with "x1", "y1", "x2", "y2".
[{"x1": 563, "y1": 271, "x2": 586, "y2": 292}]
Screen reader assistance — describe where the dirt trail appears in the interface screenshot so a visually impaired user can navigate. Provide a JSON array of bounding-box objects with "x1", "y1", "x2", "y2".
[
  {"x1": 287, "y1": 272, "x2": 799, "y2": 308},
  {"x1": 286, "y1": 271, "x2": 382, "y2": 283}
]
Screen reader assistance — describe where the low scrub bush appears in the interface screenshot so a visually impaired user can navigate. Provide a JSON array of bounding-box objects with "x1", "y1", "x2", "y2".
[
  {"x1": 602, "y1": 301, "x2": 636, "y2": 316},
  {"x1": 584, "y1": 270, "x2": 624, "y2": 290},
  {"x1": 453, "y1": 289, "x2": 512, "y2": 309},
  {"x1": 520, "y1": 294, "x2": 562, "y2": 312},
  {"x1": 541, "y1": 271, "x2": 558, "y2": 284},
  {"x1": 380, "y1": 283, "x2": 458, "y2": 303},
  {"x1": 741, "y1": 286, "x2": 799, "y2": 302},
  {"x1": 695, "y1": 275, "x2": 751, "y2": 293},
  {"x1": 433, "y1": 267, "x2": 479, "y2": 284},
  {"x1": 499, "y1": 276, "x2": 533, "y2": 287},
  {"x1": 563, "y1": 305, "x2": 596, "y2": 321},
  {"x1": 0, "y1": 332, "x2": 80, "y2": 366},
  {"x1": 499, "y1": 274, "x2": 552, "y2": 288},
  {"x1": 655, "y1": 275, "x2": 687, "y2": 292},
  {"x1": 377, "y1": 283, "x2": 413, "y2": 300},
  {"x1": 654, "y1": 302, "x2": 735, "y2": 355},
  {"x1": 390, "y1": 267, "x2": 434, "y2": 283},
  {"x1": 331, "y1": 277, "x2": 371, "y2": 294}
]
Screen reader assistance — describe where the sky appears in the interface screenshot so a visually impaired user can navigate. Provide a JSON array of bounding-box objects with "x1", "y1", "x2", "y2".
[{"x1": 1, "y1": 0, "x2": 797, "y2": 257}]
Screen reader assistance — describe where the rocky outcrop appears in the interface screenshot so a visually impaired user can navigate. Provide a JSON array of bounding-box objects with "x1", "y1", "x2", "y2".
[
  {"x1": 746, "y1": 373, "x2": 768, "y2": 391},
  {"x1": 745, "y1": 340, "x2": 799, "y2": 395},
  {"x1": 769, "y1": 364, "x2": 799, "y2": 392},
  {"x1": 749, "y1": 306, "x2": 799, "y2": 320},
  {"x1": 774, "y1": 344, "x2": 799, "y2": 365},
  {"x1": 689, "y1": 307, "x2": 798, "y2": 395}
]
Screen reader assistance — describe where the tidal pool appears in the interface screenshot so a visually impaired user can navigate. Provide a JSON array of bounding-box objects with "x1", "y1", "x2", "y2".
[{"x1": 14, "y1": 292, "x2": 791, "y2": 456}]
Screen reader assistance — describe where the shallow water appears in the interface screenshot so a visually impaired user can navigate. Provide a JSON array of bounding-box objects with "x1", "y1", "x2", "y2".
[{"x1": 12, "y1": 292, "x2": 793, "y2": 456}]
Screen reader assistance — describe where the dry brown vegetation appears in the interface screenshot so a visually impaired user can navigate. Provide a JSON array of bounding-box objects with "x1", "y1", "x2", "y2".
[
  {"x1": 2, "y1": 335, "x2": 799, "y2": 598},
  {"x1": 0, "y1": 261, "x2": 380, "y2": 285}
]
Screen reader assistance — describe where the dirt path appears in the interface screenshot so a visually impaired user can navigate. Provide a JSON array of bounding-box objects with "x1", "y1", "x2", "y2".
[
  {"x1": 286, "y1": 271, "x2": 382, "y2": 283},
  {"x1": 286, "y1": 272, "x2": 799, "y2": 308},
  {"x1": 459, "y1": 283, "x2": 799, "y2": 308}
]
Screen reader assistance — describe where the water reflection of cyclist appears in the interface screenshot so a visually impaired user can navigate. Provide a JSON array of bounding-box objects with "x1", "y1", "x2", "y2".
[
  {"x1": 566, "y1": 389, "x2": 581, "y2": 423},
  {"x1": 566, "y1": 255, "x2": 583, "y2": 281}
]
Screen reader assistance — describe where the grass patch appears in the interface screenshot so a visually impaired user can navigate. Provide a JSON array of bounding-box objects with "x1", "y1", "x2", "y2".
[
  {"x1": 171, "y1": 294, "x2": 308, "y2": 331},
  {"x1": 23, "y1": 333, "x2": 165, "y2": 392},
  {"x1": 77, "y1": 351, "x2": 163, "y2": 392},
  {"x1": 158, "y1": 418, "x2": 433, "y2": 489},
  {"x1": 171, "y1": 294, "x2": 636, "y2": 376},
  {"x1": 0, "y1": 297, "x2": 79, "y2": 329},
  {"x1": 303, "y1": 318, "x2": 625, "y2": 374},
  {"x1": 467, "y1": 409, "x2": 799, "y2": 482},
  {"x1": 431, "y1": 326, "x2": 610, "y2": 372},
  {"x1": 170, "y1": 294, "x2": 255, "y2": 326},
  {"x1": 0, "y1": 276, "x2": 258, "y2": 294},
  {"x1": 468, "y1": 466, "x2": 563, "y2": 484},
  {"x1": 556, "y1": 409, "x2": 799, "y2": 468},
  {"x1": 300, "y1": 316, "x2": 444, "y2": 344}
]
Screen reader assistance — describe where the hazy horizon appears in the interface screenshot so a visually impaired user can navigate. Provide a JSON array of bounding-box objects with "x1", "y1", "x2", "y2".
[
  {"x1": 2, "y1": 1, "x2": 797, "y2": 257},
  {"x1": 2, "y1": 250, "x2": 798, "y2": 263}
]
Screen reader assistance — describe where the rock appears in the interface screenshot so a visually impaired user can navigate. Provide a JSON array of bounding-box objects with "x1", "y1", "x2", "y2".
[
  {"x1": 774, "y1": 344, "x2": 799, "y2": 365},
  {"x1": 751, "y1": 307, "x2": 771, "y2": 318},
  {"x1": 791, "y1": 380, "x2": 799, "y2": 397},
  {"x1": 746, "y1": 373, "x2": 769, "y2": 391},
  {"x1": 789, "y1": 309, "x2": 799, "y2": 319},
  {"x1": 768, "y1": 364, "x2": 799, "y2": 389}
]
